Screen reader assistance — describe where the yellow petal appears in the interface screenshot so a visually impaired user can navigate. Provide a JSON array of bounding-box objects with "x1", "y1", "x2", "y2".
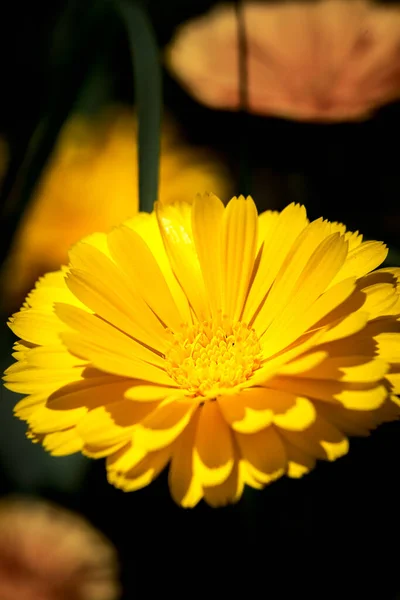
[
  {"x1": 278, "y1": 351, "x2": 328, "y2": 376},
  {"x1": 56, "y1": 302, "x2": 165, "y2": 367},
  {"x1": 268, "y1": 376, "x2": 387, "y2": 410},
  {"x1": 43, "y1": 428, "x2": 83, "y2": 456},
  {"x1": 4, "y1": 366, "x2": 85, "y2": 396},
  {"x1": 191, "y1": 192, "x2": 224, "y2": 319},
  {"x1": 66, "y1": 244, "x2": 169, "y2": 351},
  {"x1": 77, "y1": 400, "x2": 160, "y2": 447},
  {"x1": 249, "y1": 328, "x2": 325, "y2": 387},
  {"x1": 194, "y1": 401, "x2": 234, "y2": 486},
  {"x1": 257, "y1": 209, "x2": 279, "y2": 253},
  {"x1": 168, "y1": 407, "x2": 203, "y2": 508},
  {"x1": 290, "y1": 277, "x2": 357, "y2": 335},
  {"x1": 23, "y1": 344, "x2": 87, "y2": 369},
  {"x1": 156, "y1": 200, "x2": 209, "y2": 321},
  {"x1": 272, "y1": 396, "x2": 316, "y2": 431},
  {"x1": 125, "y1": 384, "x2": 179, "y2": 402},
  {"x1": 27, "y1": 405, "x2": 87, "y2": 434},
  {"x1": 24, "y1": 268, "x2": 85, "y2": 311},
  {"x1": 235, "y1": 426, "x2": 286, "y2": 484},
  {"x1": 315, "y1": 402, "x2": 377, "y2": 437},
  {"x1": 376, "y1": 332, "x2": 400, "y2": 362},
  {"x1": 329, "y1": 240, "x2": 388, "y2": 287},
  {"x1": 8, "y1": 310, "x2": 66, "y2": 346},
  {"x1": 218, "y1": 389, "x2": 274, "y2": 433},
  {"x1": 83, "y1": 231, "x2": 111, "y2": 256},
  {"x1": 134, "y1": 398, "x2": 195, "y2": 451},
  {"x1": 243, "y1": 203, "x2": 308, "y2": 324},
  {"x1": 14, "y1": 392, "x2": 49, "y2": 420},
  {"x1": 259, "y1": 232, "x2": 348, "y2": 354},
  {"x1": 107, "y1": 446, "x2": 172, "y2": 492},
  {"x1": 106, "y1": 442, "x2": 146, "y2": 473},
  {"x1": 252, "y1": 217, "x2": 333, "y2": 333},
  {"x1": 317, "y1": 311, "x2": 369, "y2": 344},
  {"x1": 359, "y1": 282, "x2": 399, "y2": 318},
  {"x1": 127, "y1": 211, "x2": 192, "y2": 323},
  {"x1": 61, "y1": 333, "x2": 174, "y2": 384},
  {"x1": 293, "y1": 356, "x2": 388, "y2": 383},
  {"x1": 387, "y1": 371, "x2": 400, "y2": 394},
  {"x1": 221, "y1": 195, "x2": 258, "y2": 321},
  {"x1": 83, "y1": 441, "x2": 127, "y2": 458},
  {"x1": 107, "y1": 225, "x2": 184, "y2": 330},
  {"x1": 203, "y1": 453, "x2": 244, "y2": 507},
  {"x1": 279, "y1": 414, "x2": 349, "y2": 462},
  {"x1": 47, "y1": 374, "x2": 133, "y2": 411},
  {"x1": 285, "y1": 440, "x2": 316, "y2": 478}
]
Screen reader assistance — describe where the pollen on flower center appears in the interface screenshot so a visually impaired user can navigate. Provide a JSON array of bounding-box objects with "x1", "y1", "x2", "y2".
[{"x1": 164, "y1": 321, "x2": 262, "y2": 396}]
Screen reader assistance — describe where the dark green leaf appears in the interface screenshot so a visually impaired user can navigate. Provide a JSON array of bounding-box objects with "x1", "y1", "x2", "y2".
[{"x1": 116, "y1": 0, "x2": 162, "y2": 213}]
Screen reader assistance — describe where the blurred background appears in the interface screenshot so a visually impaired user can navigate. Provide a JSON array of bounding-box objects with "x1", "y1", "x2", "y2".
[{"x1": 0, "y1": 0, "x2": 400, "y2": 598}]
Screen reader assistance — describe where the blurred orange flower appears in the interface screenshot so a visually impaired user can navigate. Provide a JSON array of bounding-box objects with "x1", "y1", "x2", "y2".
[
  {"x1": 167, "y1": 0, "x2": 400, "y2": 122},
  {"x1": 0, "y1": 497, "x2": 120, "y2": 600},
  {"x1": 1, "y1": 107, "x2": 230, "y2": 309}
]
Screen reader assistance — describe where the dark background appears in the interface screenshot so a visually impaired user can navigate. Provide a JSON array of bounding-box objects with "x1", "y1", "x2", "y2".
[{"x1": 0, "y1": 1, "x2": 400, "y2": 598}]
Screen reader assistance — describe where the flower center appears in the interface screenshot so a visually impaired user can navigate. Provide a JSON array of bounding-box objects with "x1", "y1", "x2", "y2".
[{"x1": 165, "y1": 321, "x2": 262, "y2": 397}]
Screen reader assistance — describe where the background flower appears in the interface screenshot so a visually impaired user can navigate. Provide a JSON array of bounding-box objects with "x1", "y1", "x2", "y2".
[
  {"x1": 4, "y1": 195, "x2": 400, "y2": 507},
  {"x1": 167, "y1": 0, "x2": 400, "y2": 122},
  {"x1": 0, "y1": 496, "x2": 120, "y2": 600},
  {"x1": 1, "y1": 106, "x2": 230, "y2": 310}
]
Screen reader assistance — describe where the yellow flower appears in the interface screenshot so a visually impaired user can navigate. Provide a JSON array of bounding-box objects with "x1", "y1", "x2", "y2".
[
  {"x1": 4, "y1": 195, "x2": 400, "y2": 508},
  {"x1": 1, "y1": 107, "x2": 230, "y2": 309},
  {"x1": 167, "y1": 0, "x2": 400, "y2": 122}
]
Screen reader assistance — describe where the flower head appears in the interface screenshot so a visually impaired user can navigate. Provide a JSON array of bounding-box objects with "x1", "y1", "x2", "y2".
[
  {"x1": 1, "y1": 107, "x2": 230, "y2": 309},
  {"x1": 167, "y1": 0, "x2": 400, "y2": 122},
  {"x1": 4, "y1": 195, "x2": 400, "y2": 507},
  {"x1": 0, "y1": 497, "x2": 120, "y2": 600}
]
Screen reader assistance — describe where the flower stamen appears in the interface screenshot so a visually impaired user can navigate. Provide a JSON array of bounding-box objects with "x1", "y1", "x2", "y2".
[{"x1": 165, "y1": 321, "x2": 262, "y2": 397}]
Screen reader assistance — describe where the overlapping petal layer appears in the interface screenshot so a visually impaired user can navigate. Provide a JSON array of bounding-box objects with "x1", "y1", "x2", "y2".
[{"x1": 4, "y1": 195, "x2": 400, "y2": 507}]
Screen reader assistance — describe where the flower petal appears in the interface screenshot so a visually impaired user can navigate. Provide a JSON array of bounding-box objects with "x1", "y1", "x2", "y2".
[
  {"x1": 218, "y1": 389, "x2": 274, "y2": 433},
  {"x1": 127, "y1": 212, "x2": 192, "y2": 323},
  {"x1": 267, "y1": 376, "x2": 388, "y2": 410},
  {"x1": 107, "y1": 225, "x2": 184, "y2": 330},
  {"x1": 285, "y1": 440, "x2": 316, "y2": 478},
  {"x1": 42, "y1": 428, "x2": 83, "y2": 456},
  {"x1": 106, "y1": 442, "x2": 146, "y2": 474},
  {"x1": 134, "y1": 398, "x2": 195, "y2": 451},
  {"x1": 292, "y1": 356, "x2": 388, "y2": 383},
  {"x1": 8, "y1": 310, "x2": 66, "y2": 346},
  {"x1": 125, "y1": 384, "x2": 179, "y2": 402},
  {"x1": 203, "y1": 452, "x2": 244, "y2": 507},
  {"x1": 56, "y1": 303, "x2": 165, "y2": 367},
  {"x1": 156, "y1": 200, "x2": 209, "y2": 321},
  {"x1": 279, "y1": 414, "x2": 349, "y2": 462},
  {"x1": 108, "y1": 446, "x2": 172, "y2": 492},
  {"x1": 244, "y1": 203, "x2": 308, "y2": 323},
  {"x1": 47, "y1": 374, "x2": 133, "y2": 411},
  {"x1": 191, "y1": 192, "x2": 224, "y2": 319},
  {"x1": 27, "y1": 405, "x2": 86, "y2": 434},
  {"x1": 221, "y1": 196, "x2": 258, "y2": 322},
  {"x1": 194, "y1": 401, "x2": 235, "y2": 486},
  {"x1": 77, "y1": 400, "x2": 160, "y2": 448},
  {"x1": 168, "y1": 407, "x2": 203, "y2": 508},
  {"x1": 259, "y1": 231, "x2": 348, "y2": 354},
  {"x1": 252, "y1": 217, "x2": 333, "y2": 333},
  {"x1": 329, "y1": 241, "x2": 388, "y2": 286},
  {"x1": 235, "y1": 426, "x2": 286, "y2": 484}
]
